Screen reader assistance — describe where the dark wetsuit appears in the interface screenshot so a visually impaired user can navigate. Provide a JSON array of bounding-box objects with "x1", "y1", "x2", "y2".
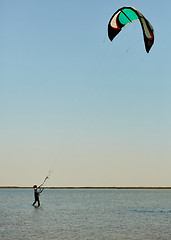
[{"x1": 32, "y1": 188, "x2": 42, "y2": 206}]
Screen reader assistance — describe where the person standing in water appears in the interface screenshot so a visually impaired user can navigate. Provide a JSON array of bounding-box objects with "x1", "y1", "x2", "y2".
[{"x1": 32, "y1": 185, "x2": 43, "y2": 207}]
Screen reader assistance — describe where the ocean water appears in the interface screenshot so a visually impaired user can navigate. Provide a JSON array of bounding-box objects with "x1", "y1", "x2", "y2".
[{"x1": 0, "y1": 189, "x2": 171, "y2": 240}]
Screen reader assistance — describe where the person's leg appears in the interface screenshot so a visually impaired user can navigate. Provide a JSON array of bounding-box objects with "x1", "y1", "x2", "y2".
[{"x1": 38, "y1": 198, "x2": 40, "y2": 206}]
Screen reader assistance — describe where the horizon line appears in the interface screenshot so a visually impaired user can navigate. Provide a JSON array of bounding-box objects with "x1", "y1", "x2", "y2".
[{"x1": 0, "y1": 186, "x2": 171, "y2": 189}]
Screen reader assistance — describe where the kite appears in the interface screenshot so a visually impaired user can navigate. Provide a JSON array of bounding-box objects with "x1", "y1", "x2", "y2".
[{"x1": 108, "y1": 6, "x2": 154, "y2": 53}]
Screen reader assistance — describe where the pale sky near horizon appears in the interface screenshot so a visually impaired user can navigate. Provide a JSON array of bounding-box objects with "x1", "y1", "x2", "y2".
[{"x1": 1, "y1": 0, "x2": 171, "y2": 187}]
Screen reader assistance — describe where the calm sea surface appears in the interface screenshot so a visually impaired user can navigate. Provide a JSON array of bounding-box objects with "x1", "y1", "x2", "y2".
[{"x1": 0, "y1": 189, "x2": 171, "y2": 240}]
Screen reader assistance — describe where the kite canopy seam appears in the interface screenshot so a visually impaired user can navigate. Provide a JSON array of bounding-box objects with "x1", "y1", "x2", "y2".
[{"x1": 108, "y1": 6, "x2": 154, "y2": 53}]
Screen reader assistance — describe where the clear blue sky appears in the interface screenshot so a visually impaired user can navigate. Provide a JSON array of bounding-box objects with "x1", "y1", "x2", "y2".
[{"x1": 0, "y1": 0, "x2": 171, "y2": 187}]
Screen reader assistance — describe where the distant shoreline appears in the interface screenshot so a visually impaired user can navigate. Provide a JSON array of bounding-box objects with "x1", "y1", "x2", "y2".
[{"x1": 0, "y1": 186, "x2": 171, "y2": 189}]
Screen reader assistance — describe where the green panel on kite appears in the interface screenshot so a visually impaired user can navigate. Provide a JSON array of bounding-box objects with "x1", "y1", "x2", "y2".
[{"x1": 119, "y1": 9, "x2": 138, "y2": 25}]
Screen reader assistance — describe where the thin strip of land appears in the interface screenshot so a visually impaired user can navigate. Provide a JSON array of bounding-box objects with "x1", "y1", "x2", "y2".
[{"x1": 0, "y1": 186, "x2": 171, "y2": 189}]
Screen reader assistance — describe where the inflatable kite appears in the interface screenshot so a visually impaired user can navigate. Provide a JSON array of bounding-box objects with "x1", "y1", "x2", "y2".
[{"x1": 108, "y1": 6, "x2": 154, "y2": 53}]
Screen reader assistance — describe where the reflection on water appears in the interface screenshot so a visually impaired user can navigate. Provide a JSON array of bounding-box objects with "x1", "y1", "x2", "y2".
[
  {"x1": 0, "y1": 189, "x2": 171, "y2": 239},
  {"x1": 131, "y1": 209, "x2": 171, "y2": 213}
]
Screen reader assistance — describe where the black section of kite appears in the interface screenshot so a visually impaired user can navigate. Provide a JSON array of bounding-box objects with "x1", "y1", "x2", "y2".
[{"x1": 108, "y1": 6, "x2": 154, "y2": 53}]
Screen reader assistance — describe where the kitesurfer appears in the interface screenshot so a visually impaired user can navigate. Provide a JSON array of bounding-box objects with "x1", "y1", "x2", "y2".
[{"x1": 32, "y1": 185, "x2": 43, "y2": 207}]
